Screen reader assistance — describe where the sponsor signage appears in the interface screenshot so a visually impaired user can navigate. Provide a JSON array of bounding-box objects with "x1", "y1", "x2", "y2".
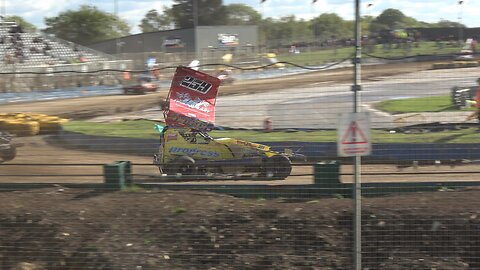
[
  {"x1": 218, "y1": 33, "x2": 239, "y2": 47},
  {"x1": 165, "y1": 67, "x2": 220, "y2": 131},
  {"x1": 163, "y1": 36, "x2": 184, "y2": 48}
]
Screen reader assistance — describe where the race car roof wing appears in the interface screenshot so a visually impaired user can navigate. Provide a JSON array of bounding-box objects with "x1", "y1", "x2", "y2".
[{"x1": 164, "y1": 66, "x2": 221, "y2": 131}]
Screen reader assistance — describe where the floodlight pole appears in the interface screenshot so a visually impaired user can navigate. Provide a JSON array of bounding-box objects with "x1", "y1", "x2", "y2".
[
  {"x1": 193, "y1": 0, "x2": 198, "y2": 59},
  {"x1": 352, "y1": 0, "x2": 362, "y2": 269},
  {"x1": 1, "y1": 0, "x2": 5, "y2": 17},
  {"x1": 114, "y1": 0, "x2": 120, "y2": 55},
  {"x1": 458, "y1": 1, "x2": 464, "y2": 43},
  {"x1": 1, "y1": 0, "x2": 5, "y2": 33}
]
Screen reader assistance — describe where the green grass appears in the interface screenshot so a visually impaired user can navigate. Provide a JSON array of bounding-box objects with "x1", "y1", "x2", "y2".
[
  {"x1": 374, "y1": 95, "x2": 475, "y2": 114},
  {"x1": 64, "y1": 120, "x2": 160, "y2": 139},
  {"x1": 63, "y1": 120, "x2": 480, "y2": 144},
  {"x1": 277, "y1": 41, "x2": 461, "y2": 66},
  {"x1": 375, "y1": 96, "x2": 455, "y2": 113}
]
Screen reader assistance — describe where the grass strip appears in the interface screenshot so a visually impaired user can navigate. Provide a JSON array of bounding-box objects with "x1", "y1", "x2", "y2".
[{"x1": 63, "y1": 120, "x2": 480, "y2": 144}]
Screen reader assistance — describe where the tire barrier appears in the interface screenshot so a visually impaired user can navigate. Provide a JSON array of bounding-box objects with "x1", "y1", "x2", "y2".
[
  {"x1": 451, "y1": 86, "x2": 476, "y2": 109},
  {"x1": 0, "y1": 113, "x2": 68, "y2": 136}
]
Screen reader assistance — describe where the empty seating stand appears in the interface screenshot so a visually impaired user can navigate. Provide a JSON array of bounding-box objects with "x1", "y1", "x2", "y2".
[{"x1": 0, "y1": 20, "x2": 111, "y2": 71}]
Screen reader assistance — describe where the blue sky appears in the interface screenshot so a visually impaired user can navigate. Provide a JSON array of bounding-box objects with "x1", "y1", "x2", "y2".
[{"x1": 4, "y1": 0, "x2": 479, "y2": 33}]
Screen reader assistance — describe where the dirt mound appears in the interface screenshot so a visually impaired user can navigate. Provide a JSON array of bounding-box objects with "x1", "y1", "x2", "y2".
[{"x1": 0, "y1": 188, "x2": 479, "y2": 269}]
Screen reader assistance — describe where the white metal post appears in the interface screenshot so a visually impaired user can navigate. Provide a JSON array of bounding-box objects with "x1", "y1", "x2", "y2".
[{"x1": 353, "y1": 0, "x2": 362, "y2": 269}]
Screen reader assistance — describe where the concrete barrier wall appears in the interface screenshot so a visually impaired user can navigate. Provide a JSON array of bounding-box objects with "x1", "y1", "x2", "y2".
[{"x1": 55, "y1": 130, "x2": 160, "y2": 156}]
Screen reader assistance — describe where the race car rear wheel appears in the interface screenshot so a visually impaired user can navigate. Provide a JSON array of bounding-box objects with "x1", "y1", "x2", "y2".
[
  {"x1": 263, "y1": 155, "x2": 292, "y2": 180},
  {"x1": 172, "y1": 156, "x2": 198, "y2": 176}
]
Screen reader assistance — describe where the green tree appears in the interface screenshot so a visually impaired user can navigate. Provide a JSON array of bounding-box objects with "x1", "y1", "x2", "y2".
[
  {"x1": 310, "y1": 13, "x2": 351, "y2": 41},
  {"x1": 360, "y1": 15, "x2": 375, "y2": 35},
  {"x1": 170, "y1": 0, "x2": 227, "y2": 28},
  {"x1": 139, "y1": 8, "x2": 174, "y2": 32},
  {"x1": 43, "y1": 5, "x2": 130, "y2": 45},
  {"x1": 260, "y1": 16, "x2": 312, "y2": 48},
  {"x1": 4, "y1": 15, "x2": 37, "y2": 32},
  {"x1": 373, "y1": 8, "x2": 407, "y2": 29},
  {"x1": 224, "y1": 3, "x2": 261, "y2": 25},
  {"x1": 369, "y1": 8, "x2": 433, "y2": 35}
]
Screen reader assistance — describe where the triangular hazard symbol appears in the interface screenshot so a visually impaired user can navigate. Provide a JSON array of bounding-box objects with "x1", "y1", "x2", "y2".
[{"x1": 341, "y1": 121, "x2": 368, "y2": 144}]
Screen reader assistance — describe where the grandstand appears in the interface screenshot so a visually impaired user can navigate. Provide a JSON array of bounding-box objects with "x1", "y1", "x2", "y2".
[
  {"x1": 0, "y1": 19, "x2": 114, "y2": 70},
  {"x1": 0, "y1": 19, "x2": 134, "y2": 92}
]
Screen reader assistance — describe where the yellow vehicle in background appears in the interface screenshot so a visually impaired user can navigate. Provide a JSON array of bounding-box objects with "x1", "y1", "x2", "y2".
[{"x1": 153, "y1": 126, "x2": 304, "y2": 179}]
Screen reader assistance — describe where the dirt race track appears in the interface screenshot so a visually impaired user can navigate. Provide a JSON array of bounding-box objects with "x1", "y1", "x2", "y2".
[
  {"x1": 1, "y1": 61, "x2": 480, "y2": 269},
  {"x1": 0, "y1": 60, "x2": 478, "y2": 184}
]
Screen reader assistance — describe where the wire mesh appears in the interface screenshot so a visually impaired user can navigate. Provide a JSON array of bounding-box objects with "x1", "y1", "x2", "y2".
[{"x1": 1, "y1": 24, "x2": 480, "y2": 269}]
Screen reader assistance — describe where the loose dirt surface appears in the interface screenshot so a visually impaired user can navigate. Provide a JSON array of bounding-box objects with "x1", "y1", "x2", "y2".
[
  {"x1": 0, "y1": 61, "x2": 435, "y2": 118},
  {"x1": 1, "y1": 61, "x2": 480, "y2": 269},
  {"x1": 0, "y1": 187, "x2": 479, "y2": 269}
]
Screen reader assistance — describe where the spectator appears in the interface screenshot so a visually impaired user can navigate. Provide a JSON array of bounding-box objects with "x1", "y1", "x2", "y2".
[
  {"x1": 471, "y1": 38, "x2": 478, "y2": 53},
  {"x1": 44, "y1": 42, "x2": 52, "y2": 51},
  {"x1": 8, "y1": 25, "x2": 23, "y2": 34},
  {"x1": 78, "y1": 54, "x2": 87, "y2": 63},
  {"x1": 30, "y1": 46, "x2": 40, "y2": 53},
  {"x1": 33, "y1": 36, "x2": 42, "y2": 43},
  {"x1": 4, "y1": 53, "x2": 14, "y2": 64}
]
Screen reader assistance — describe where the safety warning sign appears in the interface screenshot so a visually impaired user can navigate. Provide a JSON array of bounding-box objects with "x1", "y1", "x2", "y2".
[{"x1": 337, "y1": 112, "x2": 371, "y2": 157}]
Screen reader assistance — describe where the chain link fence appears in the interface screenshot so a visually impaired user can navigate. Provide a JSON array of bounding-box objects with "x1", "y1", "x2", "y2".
[{"x1": 0, "y1": 47, "x2": 480, "y2": 269}]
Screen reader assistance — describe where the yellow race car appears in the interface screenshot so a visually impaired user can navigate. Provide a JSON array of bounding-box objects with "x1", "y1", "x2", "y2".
[{"x1": 153, "y1": 126, "x2": 304, "y2": 179}]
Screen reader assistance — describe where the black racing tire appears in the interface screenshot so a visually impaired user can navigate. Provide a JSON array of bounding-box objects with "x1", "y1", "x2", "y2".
[
  {"x1": 0, "y1": 145, "x2": 16, "y2": 162},
  {"x1": 171, "y1": 156, "x2": 198, "y2": 176},
  {"x1": 264, "y1": 155, "x2": 292, "y2": 180},
  {"x1": 161, "y1": 165, "x2": 176, "y2": 175}
]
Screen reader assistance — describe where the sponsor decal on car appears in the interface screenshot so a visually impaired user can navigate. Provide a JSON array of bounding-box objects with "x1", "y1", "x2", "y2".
[
  {"x1": 234, "y1": 140, "x2": 269, "y2": 151},
  {"x1": 174, "y1": 92, "x2": 211, "y2": 113},
  {"x1": 167, "y1": 112, "x2": 210, "y2": 131},
  {"x1": 169, "y1": 147, "x2": 220, "y2": 157},
  {"x1": 166, "y1": 133, "x2": 177, "y2": 141},
  {"x1": 165, "y1": 67, "x2": 219, "y2": 131},
  {"x1": 180, "y1": 76, "x2": 212, "y2": 94}
]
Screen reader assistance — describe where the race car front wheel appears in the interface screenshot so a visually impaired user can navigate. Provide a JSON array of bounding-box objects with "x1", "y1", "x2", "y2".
[
  {"x1": 172, "y1": 156, "x2": 198, "y2": 176},
  {"x1": 0, "y1": 145, "x2": 16, "y2": 162}
]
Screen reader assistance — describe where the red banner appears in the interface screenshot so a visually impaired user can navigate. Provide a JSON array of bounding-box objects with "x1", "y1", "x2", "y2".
[{"x1": 164, "y1": 67, "x2": 220, "y2": 131}]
